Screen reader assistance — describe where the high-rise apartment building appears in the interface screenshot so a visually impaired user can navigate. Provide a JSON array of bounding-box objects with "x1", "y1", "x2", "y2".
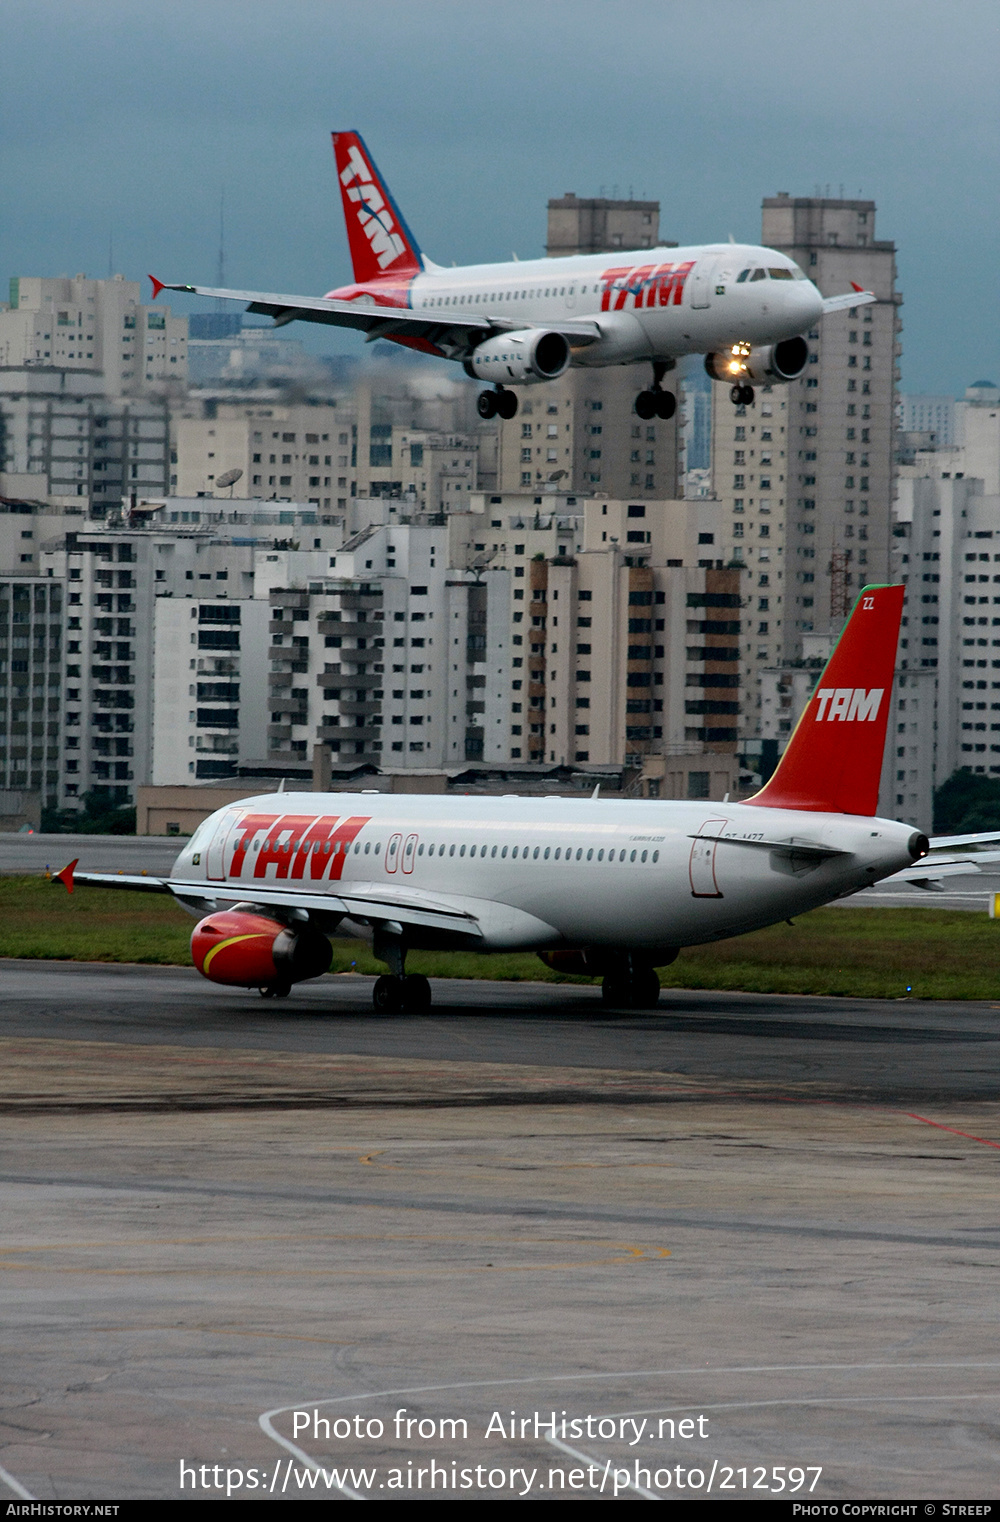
[
  {"x1": 876, "y1": 473, "x2": 1000, "y2": 829},
  {"x1": 40, "y1": 511, "x2": 327, "y2": 807},
  {"x1": 900, "y1": 394, "x2": 956, "y2": 446},
  {"x1": 0, "y1": 275, "x2": 187, "y2": 395},
  {"x1": 173, "y1": 393, "x2": 482, "y2": 526},
  {"x1": 0, "y1": 575, "x2": 62, "y2": 807},
  {"x1": 709, "y1": 193, "x2": 900, "y2": 742},
  {"x1": 0, "y1": 377, "x2": 170, "y2": 510},
  {"x1": 546, "y1": 194, "x2": 663, "y2": 257}
]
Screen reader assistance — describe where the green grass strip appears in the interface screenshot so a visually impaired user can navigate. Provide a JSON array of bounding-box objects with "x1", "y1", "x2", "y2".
[{"x1": 3, "y1": 876, "x2": 998, "y2": 1000}]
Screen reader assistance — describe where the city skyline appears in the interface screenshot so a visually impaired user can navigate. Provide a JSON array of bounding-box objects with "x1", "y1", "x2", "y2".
[{"x1": 0, "y1": 0, "x2": 996, "y2": 395}]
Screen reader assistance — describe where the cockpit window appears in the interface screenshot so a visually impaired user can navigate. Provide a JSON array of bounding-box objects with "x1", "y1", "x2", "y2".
[
  {"x1": 768, "y1": 267, "x2": 793, "y2": 280},
  {"x1": 789, "y1": 263, "x2": 808, "y2": 280},
  {"x1": 749, "y1": 268, "x2": 767, "y2": 282},
  {"x1": 735, "y1": 269, "x2": 751, "y2": 283}
]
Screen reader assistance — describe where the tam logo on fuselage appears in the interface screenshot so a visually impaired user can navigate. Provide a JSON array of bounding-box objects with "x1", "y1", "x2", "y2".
[
  {"x1": 813, "y1": 687, "x2": 884, "y2": 722},
  {"x1": 339, "y1": 144, "x2": 407, "y2": 271},
  {"x1": 599, "y1": 260, "x2": 695, "y2": 312}
]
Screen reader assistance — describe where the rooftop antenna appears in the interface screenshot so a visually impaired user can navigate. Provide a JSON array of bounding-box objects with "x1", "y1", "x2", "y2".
[{"x1": 216, "y1": 187, "x2": 225, "y2": 309}]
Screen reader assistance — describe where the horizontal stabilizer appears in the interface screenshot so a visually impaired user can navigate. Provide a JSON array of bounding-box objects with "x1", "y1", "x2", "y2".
[{"x1": 687, "y1": 833, "x2": 848, "y2": 858}]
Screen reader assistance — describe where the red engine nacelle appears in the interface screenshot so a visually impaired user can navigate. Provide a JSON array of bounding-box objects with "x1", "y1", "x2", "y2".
[{"x1": 191, "y1": 910, "x2": 332, "y2": 989}]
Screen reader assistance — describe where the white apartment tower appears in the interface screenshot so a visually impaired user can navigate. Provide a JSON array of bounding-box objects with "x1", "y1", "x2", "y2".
[
  {"x1": 710, "y1": 194, "x2": 900, "y2": 742},
  {"x1": 0, "y1": 275, "x2": 187, "y2": 396}
]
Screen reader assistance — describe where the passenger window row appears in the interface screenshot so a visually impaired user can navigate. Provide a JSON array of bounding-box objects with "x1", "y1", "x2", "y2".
[
  {"x1": 246, "y1": 835, "x2": 659, "y2": 866},
  {"x1": 414, "y1": 842, "x2": 659, "y2": 864}
]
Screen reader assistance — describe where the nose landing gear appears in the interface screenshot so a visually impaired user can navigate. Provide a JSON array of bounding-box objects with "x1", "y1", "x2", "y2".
[
  {"x1": 635, "y1": 361, "x2": 677, "y2": 421},
  {"x1": 477, "y1": 387, "x2": 518, "y2": 421},
  {"x1": 730, "y1": 384, "x2": 755, "y2": 406}
]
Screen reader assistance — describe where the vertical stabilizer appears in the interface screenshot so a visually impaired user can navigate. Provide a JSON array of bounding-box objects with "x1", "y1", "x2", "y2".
[
  {"x1": 331, "y1": 131, "x2": 423, "y2": 284},
  {"x1": 750, "y1": 584, "x2": 904, "y2": 815}
]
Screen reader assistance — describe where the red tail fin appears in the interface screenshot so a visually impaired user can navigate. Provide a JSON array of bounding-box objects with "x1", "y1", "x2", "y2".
[
  {"x1": 54, "y1": 858, "x2": 78, "y2": 894},
  {"x1": 750, "y1": 584, "x2": 903, "y2": 815},
  {"x1": 331, "y1": 131, "x2": 423, "y2": 284}
]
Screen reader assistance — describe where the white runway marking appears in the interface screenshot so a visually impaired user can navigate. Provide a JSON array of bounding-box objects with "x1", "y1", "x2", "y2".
[
  {"x1": 259, "y1": 1360, "x2": 1000, "y2": 1500},
  {"x1": 0, "y1": 1463, "x2": 34, "y2": 1500}
]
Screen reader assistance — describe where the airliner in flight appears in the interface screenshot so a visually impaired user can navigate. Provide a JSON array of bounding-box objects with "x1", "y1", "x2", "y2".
[
  {"x1": 58, "y1": 585, "x2": 931, "y2": 1013},
  {"x1": 151, "y1": 130, "x2": 873, "y2": 422}
]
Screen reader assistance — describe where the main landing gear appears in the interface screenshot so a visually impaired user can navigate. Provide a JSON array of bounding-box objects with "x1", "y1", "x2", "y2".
[
  {"x1": 373, "y1": 973, "x2": 432, "y2": 1013},
  {"x1": 730, "y1": 383, "x2": 755, "y2": 406},
  {"x1": 635, "y1": 361, "x2": 677, "y2": 421},
  {"x1": 600, "y1": 954, "x2": 661, "y2": 1011},
  {"x1": 371, "y1": 927, "x2": 432, "y2": 1013},
  {"x1": 477, "y1": 386, "x2": 518, "y2": 421}
]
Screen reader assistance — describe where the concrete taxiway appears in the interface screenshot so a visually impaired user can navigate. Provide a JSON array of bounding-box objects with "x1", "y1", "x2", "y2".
[{"x1": 1, "y1": 963, "x2": 1000, "y2": 1502}]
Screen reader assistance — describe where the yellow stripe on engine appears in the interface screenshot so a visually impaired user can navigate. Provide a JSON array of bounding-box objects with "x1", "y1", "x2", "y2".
[{"x1": 202, "y1": 932, "x2": 269, "y2": 975}]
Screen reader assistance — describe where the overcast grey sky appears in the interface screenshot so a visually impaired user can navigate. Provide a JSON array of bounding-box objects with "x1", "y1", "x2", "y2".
[{"x1": 1, "y1": 0, "x2": 997, "y2": 393}]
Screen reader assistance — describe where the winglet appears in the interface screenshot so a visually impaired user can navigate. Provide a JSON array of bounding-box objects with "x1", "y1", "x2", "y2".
[
  {"x1": 850, "y1": 281, "x2": 865, "y2": 292},
  {"x1": 54, "y1": 858, "x2": 78, "y2": 894},
  {"x1": 149, "y1": 275, "x2": 165, "y2": 300}
]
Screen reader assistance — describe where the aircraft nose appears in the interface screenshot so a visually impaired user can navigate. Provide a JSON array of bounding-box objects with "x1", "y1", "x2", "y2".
[{"x1": 797, "y1": 280, "x2": 824, "y2": 325}]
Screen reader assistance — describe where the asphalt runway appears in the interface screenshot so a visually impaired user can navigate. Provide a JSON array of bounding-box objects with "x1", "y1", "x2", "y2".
[
  {"x1": 3, "y1": 963, "x2": 1000, "y2": 1502},
  {"x1": 0, "y1": 833, "x2": 181, "y2": 875}
]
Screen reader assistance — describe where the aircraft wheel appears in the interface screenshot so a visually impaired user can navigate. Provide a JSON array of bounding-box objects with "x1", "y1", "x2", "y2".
[
  {"x1": 496, "y1": 389, "x2": 519, "y2": 420},
  {"x1": 477, "y1": 390, "x2": 498, "y2": 420},
  {"x1": 654, "y1": 390, "x2": 676, "y2": 421},
  {"x1": 730, "y1": 385, "x2": 743, "y2": 404},
  {"x1": 740, "y1": 384, "x2": 755, "y2": 405},
  {"x1": 601, "y1": 975, "x2": 629, "y2": 1008},
  {"x1": 402, "y1": 973, "x2": 432, "y2": 1012},
  {"x1": 373, "y1": 974, "x2": 404, "y2": 1014},
  {"x1": 634, "y1": 968, "x2": 662, "y2": 1009},
  {"x1": 601, "y1": 968, "x2": 660, "y2": 1009},
  {"x1": 635, "y1": 390, "x2": 657, "y2": 420},
  {"x1": 259, "y1": 981, "x2": 291, "y2": 999}
]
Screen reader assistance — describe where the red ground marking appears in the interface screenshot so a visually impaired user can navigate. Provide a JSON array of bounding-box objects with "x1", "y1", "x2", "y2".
[{"x1": 902, "y1": 1113, "x2": 1000, "y2": 1150}]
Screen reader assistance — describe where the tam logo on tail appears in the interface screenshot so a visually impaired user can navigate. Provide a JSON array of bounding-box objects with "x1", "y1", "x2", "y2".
[
  {"x1": 332, "y1": 131, "x2": 422, "y2": 284},
  {"x1": 814, "y1": 687, "x2": 884, "y2": 723},
  {"x1": 751, "y1": 584, "x2": 904, "y2": 816}
]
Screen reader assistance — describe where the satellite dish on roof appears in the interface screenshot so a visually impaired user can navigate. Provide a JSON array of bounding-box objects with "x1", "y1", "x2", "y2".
[{"x1": 215, "y1": 467, "x2": 243, "y2": 496}]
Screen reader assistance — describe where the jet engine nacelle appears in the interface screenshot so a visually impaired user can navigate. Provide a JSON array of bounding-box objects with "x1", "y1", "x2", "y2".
[
  {"x1": 191, "y1": 910, "x2": 332, "y2": 989},
  {"x1": 705, "y1": 335, "x2": 809, "y2": 385},
  {"x1": 465, "y1": 328, "x2": 571, "y2": 384}
]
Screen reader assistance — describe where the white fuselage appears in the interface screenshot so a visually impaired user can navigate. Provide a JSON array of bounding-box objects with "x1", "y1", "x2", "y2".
[
  {"x1": 330, "y1": 243, "x2": 824, "y2": 369},
  {"x1": 173, "y1": 793, "x2": 917, "y2": 954}
]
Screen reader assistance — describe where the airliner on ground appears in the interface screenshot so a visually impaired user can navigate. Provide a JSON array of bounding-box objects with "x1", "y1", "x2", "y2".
[
  {"x1": 150, "y1": 130, "x2": 873, "y2": 421},
  {"x1": 58, "y1": 586, "x2": 931, "y2": 1013}
]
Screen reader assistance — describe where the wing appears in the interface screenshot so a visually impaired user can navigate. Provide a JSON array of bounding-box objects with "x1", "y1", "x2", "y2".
[
  {"x1": 821, "y1": 287, "x2": 877, "y2": 315},
  {"x1": 150, "y1": 278, "x2": 601, "y2": 351},
  {"x1": 56, "y1": 862, "x2": 484, "y2": 942}
]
